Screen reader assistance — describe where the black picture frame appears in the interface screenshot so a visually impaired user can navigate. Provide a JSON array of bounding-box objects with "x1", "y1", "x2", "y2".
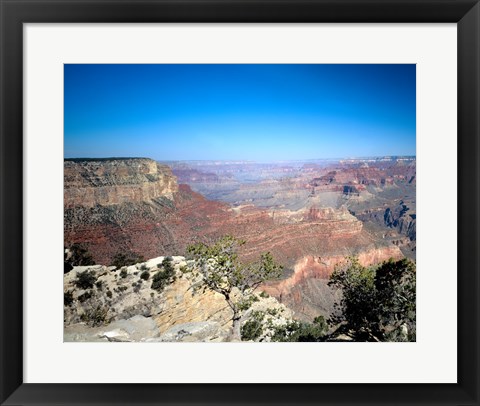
[{"x1": 1, "y1": 1, "x2": 479, "y2": 405}]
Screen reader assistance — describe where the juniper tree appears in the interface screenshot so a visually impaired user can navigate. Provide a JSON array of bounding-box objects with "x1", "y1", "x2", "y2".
[
  {"x1": 328, "y1": 257, "x2": 416, "y2": 341},
  {"x1": 187, "y1": 236, "x2": 282, "y2": 341}
]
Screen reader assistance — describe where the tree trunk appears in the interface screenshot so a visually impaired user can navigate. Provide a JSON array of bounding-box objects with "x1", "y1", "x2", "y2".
[
  {"x1": 230, "y1": 316, "x2": 242, "y2": 342},
  {"x1": 229, "y1": 308, "x2": 254, "y2": 342}
]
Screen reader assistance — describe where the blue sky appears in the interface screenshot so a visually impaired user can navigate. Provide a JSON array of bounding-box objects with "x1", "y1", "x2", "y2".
[{"x1": 64, "y1": 64, "x2": 415, "y2": 161}]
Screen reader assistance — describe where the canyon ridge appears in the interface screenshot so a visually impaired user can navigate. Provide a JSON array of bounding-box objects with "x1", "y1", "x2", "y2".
[{"x1": 64, "y1": 156, "x2": 416, "y2": 340}]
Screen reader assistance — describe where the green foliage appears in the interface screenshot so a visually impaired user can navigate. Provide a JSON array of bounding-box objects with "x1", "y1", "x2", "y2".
[
  {"x1": 187, "y1": 236, "x2": 282, "y2": 320},
  {"x1": 64, "y1": 291, "x2": 74, "y2": 307},
  {"x1": 74, "y1": 270, "x2": 97, "y2": 290},
  {"x1": 111, "y1": 251, "x2": 145, "y2": 269},
  {"x1": 240, "y1": 311, "x2": 327, "y2": 342},
  {"x1": 269, "y1": 321, "x2": 303, "y2": 342},
  {"x1": 328, "y1": 258, "x2": 377, "y2": 332},
  {"x1": 80, "y1": 304, "x2": 109, "y2": 327},
  {"x1": 151, "y1": 259, "x2": 175, "y2": 292},
  {"x1": 95, "y1": 280, "x2": 103, "y2": 290},
  {"x1": 77, "y1": 290, "x2": 93, "y2": 303},
  {"x1": 375, "y1": 259, "x2": 416, "y2": 328},
  {"x1": 328, "y1": 257, "x2": 416, "y2": 341},
  {"x1": 65, "y1": 243, "x2": 95, "y2": 273},
  {"x1": 295, "y1": 317, "x2": 328, "y2": 342},
  {"x1": 241, "y1": 311, "x2": 265, "y2": 341},
  {"x1": 120, "y1": 269, "x2": 128, "y2": 279},
  {"x1": 259, "y1": 291, "x2": 269, "y2": 298},
  {"x1": 106, "y1": 290, "x2": 113, "y2": 298},
  {"x1": 162, "y1": 257, "x2": 175, "y2": 273},
  {"x1": 237, "y1": 295, "x2": 259, "y2": 312},
  {"x1": 270, "y1": 316, "x2": 328, "y2": 342}
]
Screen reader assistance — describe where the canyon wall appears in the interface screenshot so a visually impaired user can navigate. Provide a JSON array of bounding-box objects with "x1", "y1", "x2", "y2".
[
  {"x1": 64, "y1": 158, "x2": 178, "y2": 208},
  {"x1": 64, "y1": 158, "x2": 371, "y2": 267},
  {"x1": 64, "y1": 158, "x2": 408, "y2": 322},
  {"x1": 262, "y1": 245, "x2": 403, "y2": 321}
]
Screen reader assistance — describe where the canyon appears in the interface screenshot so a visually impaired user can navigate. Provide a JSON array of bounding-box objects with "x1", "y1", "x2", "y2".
[{"x1": 65, "y1": 157, "x2": 415, "y2": 323}]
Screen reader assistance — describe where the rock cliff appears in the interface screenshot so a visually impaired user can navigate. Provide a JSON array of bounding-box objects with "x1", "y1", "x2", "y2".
[
  {"x1": 261, "y1": 245, "x2": 403, "y2": 321},
  {"x1": 64, "y1": 158, "x2": 178, "y2": 208},
  {"x1": 64, "y1": 256, "x2": 294, "y2": 342},
  {"x1": 64, "y1": 158, "x2": 408, "y2": 323},
  {"x1": 64, "y1": 159, "x2": 373, "y2": 267}
]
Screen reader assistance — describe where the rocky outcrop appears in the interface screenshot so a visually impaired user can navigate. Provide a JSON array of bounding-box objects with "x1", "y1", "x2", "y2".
[
  {"x1": 384, "y1": 204, "x2": 416, "y2": 241},
  {"x1": 64, "y1": 256, "x2": 294, "y2": 342},
  {"x1": 64, "y1": 315, "x2": 161, "y2": 342},
  {"x1": 64, "y1": 158, "x2": 178, "y2": 208},
  {"x1": 355, "y1": 202, "x2": 416, "y2": 242},
  {"x1": 153, "y1": 270, "x2": 233, "y2": 340}
]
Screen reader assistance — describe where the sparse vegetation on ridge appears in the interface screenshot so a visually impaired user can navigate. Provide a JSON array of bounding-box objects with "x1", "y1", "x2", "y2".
[
  {"x1": 187, "y1": 236, "x2": 283, "y2": 341},
  {"x1": 74, "y1": 270, "x2": 97, "y2": 290},
  {"x1": 111, "y1": 251, "x2": 145, "y2": 269},
  {"x1": 63, "y1": 241, "x2": 416, "y2": 342},
  {"x1": 151, "y1": 257, "x2": 175, "y2": 292}
]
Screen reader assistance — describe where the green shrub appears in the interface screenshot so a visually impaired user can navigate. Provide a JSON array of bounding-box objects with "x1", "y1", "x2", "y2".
[
  {"x1": 241, "y1": 311, "x2": 265, "y2": 341},
  {"x1": 80, "y1": 305, "x2": 109, "y2": 327},
  {"x1": 162, "y1": 257, "x2": 175, "y2": 273},
  {"x1": 140, "y1": 270, "x2": 150, "y2": 281},
  {"x1": 151, "y1": 266, "x2": 175, "y2": 292},
  {"x1": 328, "y1": 257, "x2": 416, "y2": 341},
  {"x1": 120, "y1": 269, "x2": 128, "y2": 279},
  {"x1": 106, "y1": 290, "x2": 113, "y2": 298},
  {"x1": 237, "y1": 294, "x2": 259, "y2": 312},
  {"x1": 95, "y1": 280, "x2": 103, "y2": 290},
  {"x1": 269, "y1": 316, "x2": 328, "y2": 342},
  {"x1": 65, "y1": 243, "x2": 95, "y2": 269},
  {"x1": 64, "y1": 291, "x2": 74, "y2": 307},
  {"x1": 110, "y1": 251, "x2": 145, "y2": 268},
  {"x1": 77, "y1": 290, "x2": 93, "y2": 303},
  {"x1": 74, "y1": 271, "x2": 97, "y2": 290}
]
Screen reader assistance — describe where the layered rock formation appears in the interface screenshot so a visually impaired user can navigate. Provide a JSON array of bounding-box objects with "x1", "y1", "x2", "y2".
[
  {"x1": 64, "y1": 256, "x2": 294, "y2": 342},
  {"x1": 64, "y1": 159, "x2": 231, "y2": 264},
  {"x1": 64, "y1": 158, "x2": 408, "y2": 322},
  {"x1": 64, "y1": 158, "x2": 377, "y2": 268},
  {"x1": 64, "y1": 158, "x2": 177, "y2": 208},
  {"x1": 262, "y1": 245, "x2": 403, "y2": 321}
]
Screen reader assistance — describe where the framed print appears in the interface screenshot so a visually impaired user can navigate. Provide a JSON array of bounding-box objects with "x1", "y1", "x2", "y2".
[{"x1": 1, "y1": 0, "x2": 479, "y2": 405}]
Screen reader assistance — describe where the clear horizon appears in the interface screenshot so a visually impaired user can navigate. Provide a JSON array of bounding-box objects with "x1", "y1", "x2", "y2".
[
  {"x1": 64, "y1": 155, "x2": 416, "y2": 163},
  {"x1": 64, "y1": 64, "x2": 416, "y2": 161}
]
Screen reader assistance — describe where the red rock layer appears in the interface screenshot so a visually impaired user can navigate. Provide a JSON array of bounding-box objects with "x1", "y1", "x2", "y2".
[
  {"x1": 64, "y1": 159, "x2": 404, "y2": 278},
  {"x1": 261, "y1": 245, "x2": 404, "y2": 320}
]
